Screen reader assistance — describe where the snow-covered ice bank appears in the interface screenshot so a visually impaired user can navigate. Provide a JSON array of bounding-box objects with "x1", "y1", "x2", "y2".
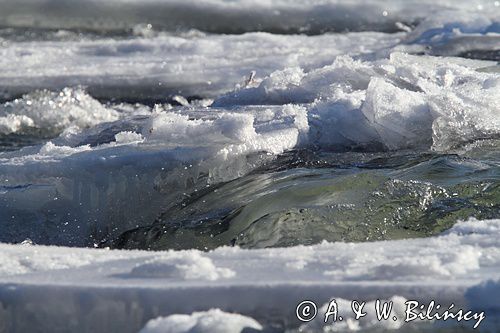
[
  {"x1": 0, "y1": 32, "x2": 402, "y2": 102},
  {"x1": 0, "y1": 218, "x2": 499, "y2": 332},
  {"x1": 0, "y1": 0, "x2": 498, "y2": 34}
]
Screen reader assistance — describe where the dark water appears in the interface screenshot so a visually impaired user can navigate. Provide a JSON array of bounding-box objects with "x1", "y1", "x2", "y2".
[
  {"x1": 0, "y1": 133, "x2": 50, "y2": 151},
  {"x1": 109, "y1": 142, "x2": 500, "y2": 250}
]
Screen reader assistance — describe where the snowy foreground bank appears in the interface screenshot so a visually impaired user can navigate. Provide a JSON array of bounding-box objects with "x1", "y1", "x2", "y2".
[{"x1": 0, "y1": 218, "x2": 499, "y2": 332}]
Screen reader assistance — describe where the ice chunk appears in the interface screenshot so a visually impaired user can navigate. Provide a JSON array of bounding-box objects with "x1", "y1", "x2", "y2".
[
  {"x1": 144, "y1": 112, "x2": 257, "y2": 145},
  {"x1": 114, "y1": 131, "x2": 144, "y2": 145},
  {"x1": 361, "y1": 77, "x2": 433, "y2": 150},
  {"x1": 139, "y1": 309, "x2": 262, "y2": 333}
]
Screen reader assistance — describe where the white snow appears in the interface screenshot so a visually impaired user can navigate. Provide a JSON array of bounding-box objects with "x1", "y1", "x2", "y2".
[{"x1": 0, "y1": 114, "x2": 34, "y2": 134}]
